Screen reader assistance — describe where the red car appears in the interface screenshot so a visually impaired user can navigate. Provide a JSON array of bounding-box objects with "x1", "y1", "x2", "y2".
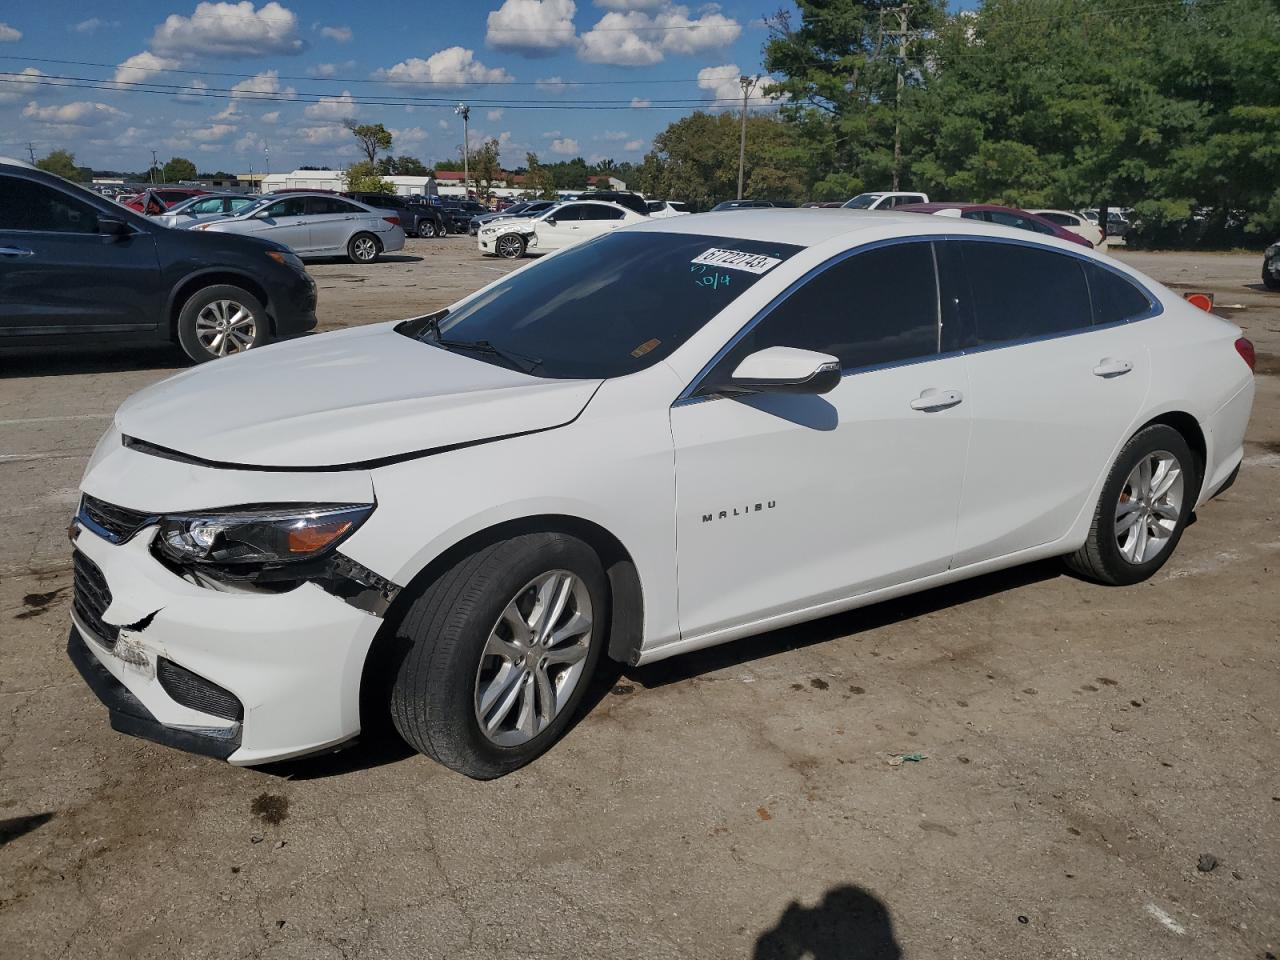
[
  {"x1": 895, "y1": 202, "x2": 1094, "y2": 248},
  {"x1": 123, "y1": 187, "x2": 208, "y2": 215}
]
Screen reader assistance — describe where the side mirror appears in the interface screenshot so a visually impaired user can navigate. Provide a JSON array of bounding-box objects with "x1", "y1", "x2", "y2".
[
  {"x1": 97, "y1": 216, "x2": 130, "y2": 238},
  {"x1": 544, "y1": 217, "x2": 557, "y2": 227},
  {"x1": 724, "y1": 346, "x2": 842, "y2": 395}
]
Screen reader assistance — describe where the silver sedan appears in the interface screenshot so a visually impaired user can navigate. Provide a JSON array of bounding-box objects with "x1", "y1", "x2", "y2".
[{"x1": 194, "y1": 192, "x2": 406, "y2": 263}]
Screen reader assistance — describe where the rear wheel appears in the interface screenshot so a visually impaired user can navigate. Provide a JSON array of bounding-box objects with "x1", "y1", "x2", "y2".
[
  {"x1": 1065, "y1": 424, "x2": 1195, "y2": 585},
  {"x1": 420, "y1": 220, "x2": 437, "y2": 238},
  {"x1": 390, "y1": 533, "x2": 608, "y2": 779},
  {"x1": 348, "y1": 232, "x2": 380, "y2": 263},
  {"x1": 176, "y1": 284, "x2": 271, "y2": 363},
  {"x1": 495, "y1": 233, "x2": 527, "y2": 259}
]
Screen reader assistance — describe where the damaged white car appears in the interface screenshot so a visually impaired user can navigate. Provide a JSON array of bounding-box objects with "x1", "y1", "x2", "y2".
[{"x1": 69, "y1": 211, "x2": 1255, "y2": 779}]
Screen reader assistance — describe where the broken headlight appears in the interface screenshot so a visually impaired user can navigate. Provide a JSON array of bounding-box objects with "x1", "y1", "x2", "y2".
[{"x1": 154, "y1": 504, "x2": 373, "y2": 571}]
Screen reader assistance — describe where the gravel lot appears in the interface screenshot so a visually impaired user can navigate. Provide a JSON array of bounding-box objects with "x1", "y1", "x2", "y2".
[{"x1": 1, "y1": 238, "x2": 1277, "y2": 960}]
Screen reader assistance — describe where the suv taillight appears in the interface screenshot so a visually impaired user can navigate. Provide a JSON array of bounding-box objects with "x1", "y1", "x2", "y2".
[{"x1": 1235, "y1": 337, "x2": 1255, "y2": 372}]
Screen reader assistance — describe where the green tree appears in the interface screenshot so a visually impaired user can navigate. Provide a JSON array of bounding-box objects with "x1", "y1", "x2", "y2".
[
  {"x1": 342, "y1": 160, "x2": 398, "y2": 194},
  {"x1": 377, "y1": 155, "x2": 430, "y2": 176},
  {"x1": 525, "y1": 153, "x2": 558, "y2": 199},
  {"x1": 162, "y1": 157, "x2": 198, "y2": 183},
  {"x1": 468, "y1": 137, "x2": 503, "y2": 196},
  {"x1": 36, "y1": 149, "x2": 82, "y2": 181},
  {"x1": 344, "y1": 121, "x2": 393, "y2": 163}
]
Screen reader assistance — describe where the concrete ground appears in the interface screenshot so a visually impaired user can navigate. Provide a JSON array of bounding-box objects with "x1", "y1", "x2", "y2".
[{"x1": 1, "y1": 239, "x2": 1276, "y2": 960}]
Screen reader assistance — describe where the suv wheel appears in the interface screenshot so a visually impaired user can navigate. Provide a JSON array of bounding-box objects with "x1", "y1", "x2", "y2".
[
  {"x1": 420, "y1": 220, "x2": 437, "y2": 239},
  {"x1": 348, "y1": 233, "x2": 380, "y2": 263},
  {"x1": 390, "y1": 532, "x2": 608, "y2": 779},
  {"x1": 177, "y1": 284, "x2": 271, "y2": 363}
]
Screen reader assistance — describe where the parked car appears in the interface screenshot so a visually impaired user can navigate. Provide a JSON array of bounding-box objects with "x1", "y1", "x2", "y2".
[
  {"x1": 0, "y1": 156, "x2": 315, "y2": 363},
  {"x1": 470, "y1": 200, "x2": 556, "y2": 236},
  {"x1": 195, "y1": 193, "x2": 406, "y2": 263},
  {"x1": 842, "y1": 191, "x2": 929, "y2": 210},
  {"x1": 66, "y1": 209, "x2": 1254, "y2": 779},
  {"x1": 580, "y1": 191, "x2": 651, "y2": 217},
  {"x1": 154, "y1": 193, "x2": 259, "y2": 229},
  {"x1": 711, "y1": 199, "x2": 775, "y2": 210},
  {"x1": 647, "y1": 200, "x2": 691, "y2": 218},
  {"x1": 478, "y1": 200, "x2": 644, "y2": 258},
  {"x1": 343, "y1": 191, "x2": 446, "y2": 239},
  {"x1": 124, "y1": 187, "x2": 208, "y2": 214},
  {"x1": 1082, "y1": 209, "x2": 1132, "y2": 238},
  {"x1": 1265, "y1": 239, "x2": 1280, "y2": 290},
  {"x1": 1028, "y1": 209, "x2": 1105, "y2": 247},
  {"x1": 896, "y1": 202, "x2": 1094, "y2": 248},
  {"x1": 439, "y1": 199, "x2": 490, "y2": 234}
]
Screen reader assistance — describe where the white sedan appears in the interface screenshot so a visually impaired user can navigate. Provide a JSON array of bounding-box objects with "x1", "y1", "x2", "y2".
[
  {"x1": 1029, "y1": 209, "x2": 1106, "y2": 247},
  {"x1": 478, "y1": 199, "x2": 645, "y2": 258},
  {"x1": 196, "y1": 192, "x2": 406, "y2": 263},
  {"x1": 69, "y1": 210, "x2": 1255, "y2": 779}
]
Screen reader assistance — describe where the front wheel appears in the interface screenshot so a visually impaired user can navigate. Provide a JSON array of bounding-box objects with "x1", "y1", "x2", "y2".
[
  {"x1": 1065, "y1": 424, "x2": 1196, "y2": 585},
  {"x1": 420, "y1": 220, "x2": 437, "y2": 239},
  {"x1": 348, "y1": 232, "x2": 380, "y2": 263},
  {"x1": 1264, "y1": 271, "x2": 1280, "y2": 291},
  {"x1": 176, "y1": 284, "x2": 271, "y2": 363},
  {"x1": 390, "y1": 533, "x2": 608, "y2": 779},
  {"x1": 495, "y1": 233, "x2": 527, "y2": 259}
]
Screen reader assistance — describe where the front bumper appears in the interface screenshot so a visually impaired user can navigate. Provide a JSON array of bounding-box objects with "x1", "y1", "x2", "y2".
[
  {"x1": 1264, "y1": 254, "x2": 1280, "y2": 283},
  {"x1": 67, "y1": 506, "x2": 384, "y2": 766},
  {"x1": 269, "y1": 268, "x2": 318, "y2": 338}
]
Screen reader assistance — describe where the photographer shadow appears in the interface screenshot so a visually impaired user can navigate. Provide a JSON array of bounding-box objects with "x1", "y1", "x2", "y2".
[{"x1": 754, "y1": 884, "x2": 902, "y2": 960}]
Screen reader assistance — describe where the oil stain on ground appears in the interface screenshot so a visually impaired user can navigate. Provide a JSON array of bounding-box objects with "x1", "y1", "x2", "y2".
[
  {"x1": 15, "y1": 586, "x2": 68, "y2": 620},
  {"x1": 250, "y1": 793, "x2": 289, "y2": 826}
]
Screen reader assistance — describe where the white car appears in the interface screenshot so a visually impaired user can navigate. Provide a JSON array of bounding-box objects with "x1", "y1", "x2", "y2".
[
  {"x1": 155, "y1": 193, "x2": 259, "y2": 229},
  {"x1": 842, "y1": 191, "x2": 929, "y2": 210},
  {"x1": 196, "y1": 192, "x2": 406, "y2": 263},
  {"x1": 69, "y1": 210, "x2": 1255, "y2": 779},
  {"x1": 1030, "y1": 209, "x2": 1105, "y2": 247},
  {"x1": 647, "y1": 200, "x2": 691, "y2": 218},
  {"x1": 478, "y1": 199, "x2": 645, "y2": 258}
]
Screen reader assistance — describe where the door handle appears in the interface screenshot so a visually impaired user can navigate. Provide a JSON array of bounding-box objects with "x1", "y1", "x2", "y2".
[
  {"x1": 910, "y1": 388, "x2": 964, "y2": 412},
  {"x1": 1092, "y1": 358, "x2": 1133, "y2": 378},
  {"x1": 0, "y1": 246, "x2": 34, "y2": 257}
]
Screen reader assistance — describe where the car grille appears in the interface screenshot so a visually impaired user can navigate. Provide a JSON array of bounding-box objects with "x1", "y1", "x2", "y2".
[
  {"x1": 79, "y1": 494, "x2": 155, "y2": 544},
  {"x1": 157, "y1": 658, "x2": 244, "y2": 723},
  {"x1": 73, "y1": 551, "x2": 119, "y2": 648}
]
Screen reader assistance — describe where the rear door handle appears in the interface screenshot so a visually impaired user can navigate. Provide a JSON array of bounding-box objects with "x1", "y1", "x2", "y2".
[
  {"x1": 1092, "y1": 358, "x2": 1133, "y2": 378},
  {"x1": 0, "y1": 247, "x2": 34, "y2": 257},
  {"x1": 910, "y1": 388, "x2": 964, "y2": 412}
]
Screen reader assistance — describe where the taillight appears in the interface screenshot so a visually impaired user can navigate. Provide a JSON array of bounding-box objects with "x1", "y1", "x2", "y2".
[
  {"x1": 1235, "y1": 337, "x2": 1255, "y2": 372},
  {"x1": 383, "y1": 216, "x2": 400, "y2": 227}
]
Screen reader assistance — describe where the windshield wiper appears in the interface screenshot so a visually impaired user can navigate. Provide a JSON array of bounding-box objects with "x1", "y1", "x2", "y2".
[{"x1": 437, "y1": 337, "x2": 543, "y2": 374}]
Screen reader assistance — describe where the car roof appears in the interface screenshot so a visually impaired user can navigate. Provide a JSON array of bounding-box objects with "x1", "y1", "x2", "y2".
[{"x1": 0, "y1": 155, "x2": 38, "y2": 170}]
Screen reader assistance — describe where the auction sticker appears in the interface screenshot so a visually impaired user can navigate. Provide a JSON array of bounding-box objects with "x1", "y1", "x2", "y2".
[{"x1": 691, "y1": 248, "x2": 783, "y2": 274}]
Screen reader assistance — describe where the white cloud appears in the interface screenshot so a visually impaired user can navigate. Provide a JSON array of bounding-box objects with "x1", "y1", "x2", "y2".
[
  {"x1": 594, "y1": 0, "x2": 666, "y2": 8},
  {"x1": 230, "y1": 69, "x2": 295, "y2": 99},
  {"x1": 438, "y1": 119, "x2": 450, "y2": 130},
  {"x1": 299, "y1": 124, "x2": 348, "y2": 146},
  {"x1": 486, "y1": 0, "x2": 576, "y2": 56},
  {"x1": 235, "y1": 131, "x2": 264, "y2": 153},
  {"x1": 151, "y1": 2, "x2": 305, "y2": 59},
  {"x1": 72, "y1": 18, "x2": 118, "y2": 34},
  {"x1": 261, "y1": 110, "x2": 280, "y2": 124},
  {"x1": 308, "y1": 60, "x2": 354, "y2": 77},
  {"x1": 697, "y1": 65, "x2": 783, "y2": 109},
  {"x1": 579, "y1": 4, "x2": 740, "y2": 65},
  {"x1": 536, "y1": 76, "x2": 568, "y2": 94},
  {"x1": 0, "y1": 22, "x2": 21, "y2": 42},
  {"x1": 318, "y1": 24, "x2": 352, "y2": 42},
  {"x1": 624, "y1": 139, "x2": 645, "y2": 151},
  {"x1": 304, "y1": 90, "x2": 356, "y2": 120},
  {"x1": 543, "y1": 129, "x2": 562, "y2": 138},
  {"x1": 630, "y1": 97, "x2": 651, "y2": 108},
  {"x1": 391, "y1": 126, "x2": 428, "y2": 145},
  {"x1": 213, "y1": 101, "x2": 239, "y2": 120},
  {"x1": 22, "y1": 101, "x2": 126, "y2": 126},
  {"x1": 600, "y1": 130, "x2": 628, "y2": 141},
  {"x1": 114, "y1": 51, "x2": 182, "y2": 86},
  {"x1": 487, "y1": 108, "x2": 505, "y2": 122},
  {"x1": 191, "y1": 123, "x2": 237, "y2": 142},
  {"x1": 0, "y1": 68, "x2": 42, "y2": 103},
  {"x1": 550, "y1": 137, "x2": 580, "y2": 155},
  {"x1": 375, "y1": 47, "x2": 513, "y2": 88}
]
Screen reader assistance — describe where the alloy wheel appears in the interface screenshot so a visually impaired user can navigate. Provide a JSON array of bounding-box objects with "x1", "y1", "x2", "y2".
[
  {"x1": 1115, "y1": 450, "x2": 1184, "y2": 564},
  {"x1": 496, "y1": 234, "x2": 523, "y2": 259},
  {"x1": 352, "y1": 236, "x2": 378, "y2": 261},
  {"x1": 194, "y1": 299, "x2": 257, "y2": 357},
  {"x1": 473, "y1": 570, "x2": 593, "y2": 747}
]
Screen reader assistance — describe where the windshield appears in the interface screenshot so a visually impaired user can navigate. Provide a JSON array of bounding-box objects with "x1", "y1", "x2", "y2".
[
  {"x1": 399, "y1": 231, "x2": 803, "y2": 379},
  {"x1": 842, "y1": 194, "x2": 880, "y2": 209}
]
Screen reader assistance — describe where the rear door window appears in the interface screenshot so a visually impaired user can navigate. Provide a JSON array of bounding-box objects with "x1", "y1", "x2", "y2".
[
  {"x1": 266, "y1": 197, "x2": 307, "y2": 218},
  {"x1": 955, "y1": 240, "x2": 1093, "y2": 347}
]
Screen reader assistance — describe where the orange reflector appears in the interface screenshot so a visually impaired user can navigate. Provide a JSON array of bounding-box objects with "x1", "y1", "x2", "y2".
[
  {"x1": 288, "y1": 520, "x2": 353, "y2": 554},
  {"x1": 1184, "y1": 292, "x2": 1214, "y2": 312}
]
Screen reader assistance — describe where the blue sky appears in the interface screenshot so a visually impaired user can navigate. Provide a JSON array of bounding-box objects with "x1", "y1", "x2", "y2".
[{"x1": 0, "y1": 1, "x2": 977, "y2": 174}]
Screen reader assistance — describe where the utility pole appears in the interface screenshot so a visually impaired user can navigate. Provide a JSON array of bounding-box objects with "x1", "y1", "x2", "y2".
[
  {"x1": 884, "y1": 3, "x2": 913, "y2": 192},
  {"x1": 151, "y1": 149, "x2": 159, "y2": 184},
  {"x1": 455, "y1": 103, "x2": 470, "y2": 199},
  {"x1": 736, "y1": 75, "x2": 757, "y2": 200},
  {"x1": 26, "y1": 142, "x2": 36, "y2": 164}
]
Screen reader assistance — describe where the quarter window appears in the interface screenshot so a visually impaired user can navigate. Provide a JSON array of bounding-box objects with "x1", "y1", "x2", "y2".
[
  {"x1": 719, "y1": 241, "x2": 941, "y2": 375},
  {"x1": 1085, "y1": 262, "x2": 1152, "y2": 325},
  {"x1": 958, "y1": 240, "x2": 1092, "y2": 345},
  {"x1": 0, "y1": 177, "x2": 101, "y2": 233}
]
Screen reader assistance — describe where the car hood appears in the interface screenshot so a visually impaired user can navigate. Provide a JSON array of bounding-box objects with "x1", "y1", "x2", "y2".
[{"x1": 114, "y1": 322, "x2": 602, "y2": 469}]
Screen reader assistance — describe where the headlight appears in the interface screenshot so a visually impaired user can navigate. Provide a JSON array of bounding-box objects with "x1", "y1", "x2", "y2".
[
  {"x1": 1267, "y1": 243, "x2": 1279, "y2": 258},
  {"x1": 154, "y1": 504, "x2": 373, "y2": 570},
  {"x1": 266, "y1": 250, "x2": 306, "y2": 272}
]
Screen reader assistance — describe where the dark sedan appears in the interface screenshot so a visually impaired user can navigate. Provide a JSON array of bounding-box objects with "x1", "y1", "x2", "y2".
[{"x1": 895, "y1": 202, "x2": 1094, "y2": 248}]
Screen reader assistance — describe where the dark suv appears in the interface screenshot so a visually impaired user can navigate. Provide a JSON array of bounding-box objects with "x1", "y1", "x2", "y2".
[
  {"x1": 343, "y1": 192, "x2": 446, "y2": 238},
  {"x1": 438, "y1": 199, "x2": 490, "y2": 234},
  {"x1": 0, "y1": 158, "x2": 317, "y2": 363}
]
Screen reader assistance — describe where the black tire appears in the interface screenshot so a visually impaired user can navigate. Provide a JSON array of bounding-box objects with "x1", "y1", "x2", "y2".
[
  {"x1": 390, "y1": 532, "x2": 609, "y2": 779},
  {"x1": 1264, "y1": 272, "x2": 1280, "y2": 291},
  {"x1": 420, "y1": 220, "x2": 437, "y2": 239},
  {"x1": 1065, "y1": 424, "x2": 1196, "y2": 585},
  {"x1": 176, "y1": 284, "x2": 271, "y2": 363},
  {"x1": 495, "y1": 233, "x2": 527, "y2": 259},
  {"x1": 348, "y1": 232, "x2": 380, "y2": 263}
]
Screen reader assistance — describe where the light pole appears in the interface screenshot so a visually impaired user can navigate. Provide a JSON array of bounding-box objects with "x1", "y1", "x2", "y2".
[
  {"x1": 455, "y1": 103, "x2": 471, "y2": 199},
  {"x1": 736, "y1": 76, "x2": 757, "y2": 200}
]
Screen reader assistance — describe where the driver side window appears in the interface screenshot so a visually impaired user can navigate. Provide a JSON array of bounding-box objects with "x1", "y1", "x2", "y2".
[
  {"x1": 265, "y1": 197, "x2": 307, "y2": 218},
  {"x1": 549, "y1": 205, "x2": 582, "y2": 222}
]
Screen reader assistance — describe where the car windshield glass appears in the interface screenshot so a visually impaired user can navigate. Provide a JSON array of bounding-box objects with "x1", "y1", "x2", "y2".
[
  {"x1": 237, "y1": 195, "x2": 276, "y2": 216},
  {"x1": 842, "y1": 194, "x2": 878, "y2": 209},
  {"x1": 398, "y1": 231, "x2": 803, "y2": 379}
]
